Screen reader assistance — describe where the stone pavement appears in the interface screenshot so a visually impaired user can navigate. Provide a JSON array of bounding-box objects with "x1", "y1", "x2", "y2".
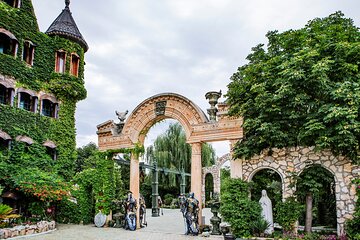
[{"x1": 16, "y1": 208, "x2": 223, "y2": 240}]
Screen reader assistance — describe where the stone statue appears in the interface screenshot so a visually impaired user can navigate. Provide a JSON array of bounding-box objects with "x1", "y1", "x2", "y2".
[
  {"x1": 115, "y1": 110, "x2": 128, "y2": 123},
  {"x1": 179, "y1": 194, "x2": 187, "y2": 234},
  {"x1": 124, "y1": 192, "x2": 137, "y2": 231},
  {"x1": 259, "y1": 190, "x2": 274, "y2": 234},
  {"x1": 139, "y1": 194, "x2": 147, "y2": 227},
  {"x1": 184, "y1": 192, "x2": 199, "y2": 236}
]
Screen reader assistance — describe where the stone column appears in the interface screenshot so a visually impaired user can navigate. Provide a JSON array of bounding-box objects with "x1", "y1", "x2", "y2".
[
  {"x1": 130, "y1": 152, "x2": 140, "y2": 229},
  {"x1": 229, "y1": 140, "x2": 243, "y2": 179},
  {"x1": 191, "y1": 142, "x2": 203, "y2": 224}
]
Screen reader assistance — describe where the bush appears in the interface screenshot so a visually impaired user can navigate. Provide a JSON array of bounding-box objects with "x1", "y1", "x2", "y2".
[
  {"x1": 220, "y1": 178, "x2": 262, "y2": 238},
  {"x1": 275, "y1": 197, "x2": 303, "y2": 232},
  {"x1": 164, "y1": 193, "x2": 173, "y2": 206},
  {"x1": 56, "y1": 199, "x2": 82, "y2": 224},
  {"x1": 250, "y1": 216, "x2": 269, "y2": 237},
  {"x1": 346, "y1": 179, "x2": 360, "y2": 239}
]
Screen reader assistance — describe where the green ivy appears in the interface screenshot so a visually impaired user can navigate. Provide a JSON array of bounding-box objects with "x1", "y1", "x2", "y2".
[
  {"x1": 346, "y1": 179, "x2": 360, "y2": 239},
  {"x1": 72, "y1": 152, "x2": 124, "y2": 224},
  {"x1": 0, "y1": 0, "x2": 87, "y2": 219}
]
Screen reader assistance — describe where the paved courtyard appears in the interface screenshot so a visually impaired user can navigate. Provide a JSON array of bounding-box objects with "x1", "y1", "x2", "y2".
[{"x1": 16, "y1": 208, "x2": 223, "y2": 240}]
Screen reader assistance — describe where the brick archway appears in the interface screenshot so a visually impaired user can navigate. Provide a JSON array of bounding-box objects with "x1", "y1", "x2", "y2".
[{"x1": 97, "y1": 92, "x2": 243, "y2": 227}]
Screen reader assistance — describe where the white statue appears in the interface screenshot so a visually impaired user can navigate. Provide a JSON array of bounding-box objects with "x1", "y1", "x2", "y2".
[{"x1": 259, "y1": 189, "x2": 274, "y2": 234}]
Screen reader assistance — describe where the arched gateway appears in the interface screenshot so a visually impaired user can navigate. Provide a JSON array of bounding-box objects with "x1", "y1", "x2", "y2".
[{"x1": 97, "y1": 92, "x2": 243, "y2": 226}]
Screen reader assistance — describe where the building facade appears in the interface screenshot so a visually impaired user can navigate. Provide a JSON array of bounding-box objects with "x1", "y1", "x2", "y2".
[{"x1": 0, "y1": 0, "x2": 87, "y2": 204}]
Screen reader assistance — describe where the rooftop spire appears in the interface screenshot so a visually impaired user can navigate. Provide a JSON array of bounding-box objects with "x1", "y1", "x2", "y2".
[{"x1": 45, "y1": 0, "x2": 88, "y2": 52}]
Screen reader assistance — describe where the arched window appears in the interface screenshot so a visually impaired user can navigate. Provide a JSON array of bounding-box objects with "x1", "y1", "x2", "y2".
[
  {"x1": 0, "y1": 129, "x2": 11, "y2": 151},
  {"x1": 40, "y1": 94, "x2": 58, "y2": 118},
  {"x1": 0, "y1": 28, "x2": 18, "y2": 57},
  {"x1": 41, "y1": 99, "x2": 58, "y2": 118},
  {"x1": 70, "y1": 53, "x2": 80, "y2": 77},
  {"x1": 0, "y1": 84, "x2": 8, "y2": 104},
  {"x1": 22, "y1": 40, "x2": 35, "y2": 66},
  {"x1": 43, "y1": 140, "x2": 57, "y2": 160},
  {"x1": 0, "y1": 77, "x2": 15, "y2": 106},
  {"x1": 3, "y1": 0, "x2": 21, "y2": 8},
  {"x1": 55, "y1": 50, "x2": 66, "y2": 73},
  {"x1": 17, "y1": 89, "x2": 38, "y2": 112}
]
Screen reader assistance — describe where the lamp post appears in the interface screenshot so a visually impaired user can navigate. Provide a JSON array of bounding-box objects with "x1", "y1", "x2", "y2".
[{"x1": 151, "y1": 160, "x2": 159, "y2": 217}]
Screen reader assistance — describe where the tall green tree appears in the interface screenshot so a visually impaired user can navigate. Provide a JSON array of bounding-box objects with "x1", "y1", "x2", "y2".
[
  {"x1": 226, "y1": 12, "x2": 360, "y2": 163},
  {"x1": 293, "y1": 165, "x2": 335, "y2": 232},
  {"x1": 75, "y1": 142, "x2": 98, "y2": 172},
  {"x1": 146, "y1": 122, "x2": 216, "y2": 189}
]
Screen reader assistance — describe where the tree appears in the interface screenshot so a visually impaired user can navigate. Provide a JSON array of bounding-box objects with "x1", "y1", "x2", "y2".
[
  {"x1": 145, "y1": 122, "x2": 216, "y2": 190},
  {"x1": 226, "y1": 12, "x2": 360, "y2": 163},
  {"x1": 293, "y1": 165, "x2": 335, "y2": 232},
  {"x1": 75, "y1": 142, "x2": 98, "y2": 172},
  {"x1": 202, "y1": 143, "x2": 216, "y2": 167}
]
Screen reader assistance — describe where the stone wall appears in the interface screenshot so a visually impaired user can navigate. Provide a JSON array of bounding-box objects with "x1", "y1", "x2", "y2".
[
  {"x1": 0, "y1": 221, "x2": 56, "y2": 239},
  {"x1": 239, "y1": 146, "x2": 359, "y2": 236},
  {"x1": 202, "y1": 153, "x2": 230, "y2": 203}
]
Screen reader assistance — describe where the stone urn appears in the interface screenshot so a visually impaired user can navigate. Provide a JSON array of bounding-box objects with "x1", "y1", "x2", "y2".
[{"x1": 210, "y1": 201, "x2": 221, "y2": 235}]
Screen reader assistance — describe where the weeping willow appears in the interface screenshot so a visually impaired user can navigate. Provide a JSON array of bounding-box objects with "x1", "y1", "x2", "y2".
[{"x1": 145, "y1": 122, "x2": 215, "y2": 188}]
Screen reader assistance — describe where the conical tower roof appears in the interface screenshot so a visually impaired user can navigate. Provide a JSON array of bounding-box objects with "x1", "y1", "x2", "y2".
[{"x1": 46, "y1": 0, "x2": 88, "y2": 52}]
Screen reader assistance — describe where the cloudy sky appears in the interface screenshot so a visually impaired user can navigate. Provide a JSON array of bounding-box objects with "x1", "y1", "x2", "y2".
[{"x1": 32, "y1": 0, "x2": 360, "y2": 156}]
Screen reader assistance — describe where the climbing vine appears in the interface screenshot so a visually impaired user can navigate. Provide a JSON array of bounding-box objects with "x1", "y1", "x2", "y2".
[{"x1": 0, "y1": 0, "x2": 87, "y2": 220}]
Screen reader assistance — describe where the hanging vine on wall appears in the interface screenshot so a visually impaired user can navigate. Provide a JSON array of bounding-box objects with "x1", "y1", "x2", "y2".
[{"x1": 0, "y1": 0, "x2": 87, "y2": 215}]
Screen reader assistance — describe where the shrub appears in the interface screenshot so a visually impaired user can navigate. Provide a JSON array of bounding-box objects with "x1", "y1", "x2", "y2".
[
  {"x1": 275, "y1": 197, "x2": 303, "y2": 232},
  {"x1": 220, "y1": 178, "x2": 262, "y2": 238},
  {"x1": 56, "y1": 199, "x2": 82, "y2": 224},
  {"x1": 164, "y1": 193, "x2": 173, "y2": 206},
  {"x1": 346, "y1": 179, "x2": 360, "y2": 239},
  {"x1": 250, "y1": 216, "x2": 270, "y2": 237}
]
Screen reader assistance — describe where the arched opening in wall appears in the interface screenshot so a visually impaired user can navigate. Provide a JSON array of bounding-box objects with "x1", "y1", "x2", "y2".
[
  {"x1": 18, "y1": 91, "x2": 37, "y2": 112},
  {"x1": 0, "y1": 84, "x2": 13, "y2": 105},
  {"x1": 209, "y1": 141, "x2": 230, "y2": 188},
  {"x1": 296, "y1": 164, "x2": 336, "y2": 230},
  {"x1": 3, "y1": 0, "x2": 21, "y2": 8},
  {"x1": 141, "y1": 119, "x2": 191, "y2": 208},
  {"x1": 0, "y1": 129, "x2": 11, "y2": 152},
  {"x1": 0, "y1": 29, "x2": 18, "y2": 56},
  {"x1": 41, "y1": 99, "x2": 58, "y2": 118},
  {"x1": 250, "y1": 169, "x2": 282, "y2": 223},
  {"x1": 204, "y1": 173, "x2": 214, "y2": 203}
]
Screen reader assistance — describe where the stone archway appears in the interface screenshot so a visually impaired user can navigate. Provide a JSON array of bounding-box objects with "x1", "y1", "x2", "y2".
[
  {"x1": 202, "y1": 153, "x2": 230, "y2": 203},
  {"x1": 97, "y1": 92, "x2": 243, "y2": 226}
]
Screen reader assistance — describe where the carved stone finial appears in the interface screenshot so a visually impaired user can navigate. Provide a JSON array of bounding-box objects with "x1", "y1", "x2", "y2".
[
  {"x1": 65, "y1": 0, "x2": 70, "y2": 8},
  {"x1": 205, "y1": 90, "x2": 222, "y2": 122}
]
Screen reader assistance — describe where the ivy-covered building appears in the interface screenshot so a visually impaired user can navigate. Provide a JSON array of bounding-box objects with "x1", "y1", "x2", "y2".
[{"x1": 0, "y1": 0, "x2": 87, "y2": 211}]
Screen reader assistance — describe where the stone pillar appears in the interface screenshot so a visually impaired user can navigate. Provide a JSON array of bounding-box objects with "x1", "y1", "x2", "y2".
[
  {"x1": 191, "y1": 142, "x2": 203, "y2": 224},
  {"x1": 130, "y1": 152, "x2": 140, "y2": 229},
  {"x1": 214, "y1": 170, "x2": 221, "y2": 196},
  {"x1": 229, "y1": 140, "x2": 243, "y2": 179}
]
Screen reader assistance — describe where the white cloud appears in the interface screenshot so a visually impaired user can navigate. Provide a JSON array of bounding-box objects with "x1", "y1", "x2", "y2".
[{"x1": 32, "y1": 0, "x2": 360, "y2": 155}]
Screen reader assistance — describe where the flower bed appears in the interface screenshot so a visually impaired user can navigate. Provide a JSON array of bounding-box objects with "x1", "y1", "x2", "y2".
[{"x1": 0, "y1": 221, "x2": 56, "y2": 239}]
